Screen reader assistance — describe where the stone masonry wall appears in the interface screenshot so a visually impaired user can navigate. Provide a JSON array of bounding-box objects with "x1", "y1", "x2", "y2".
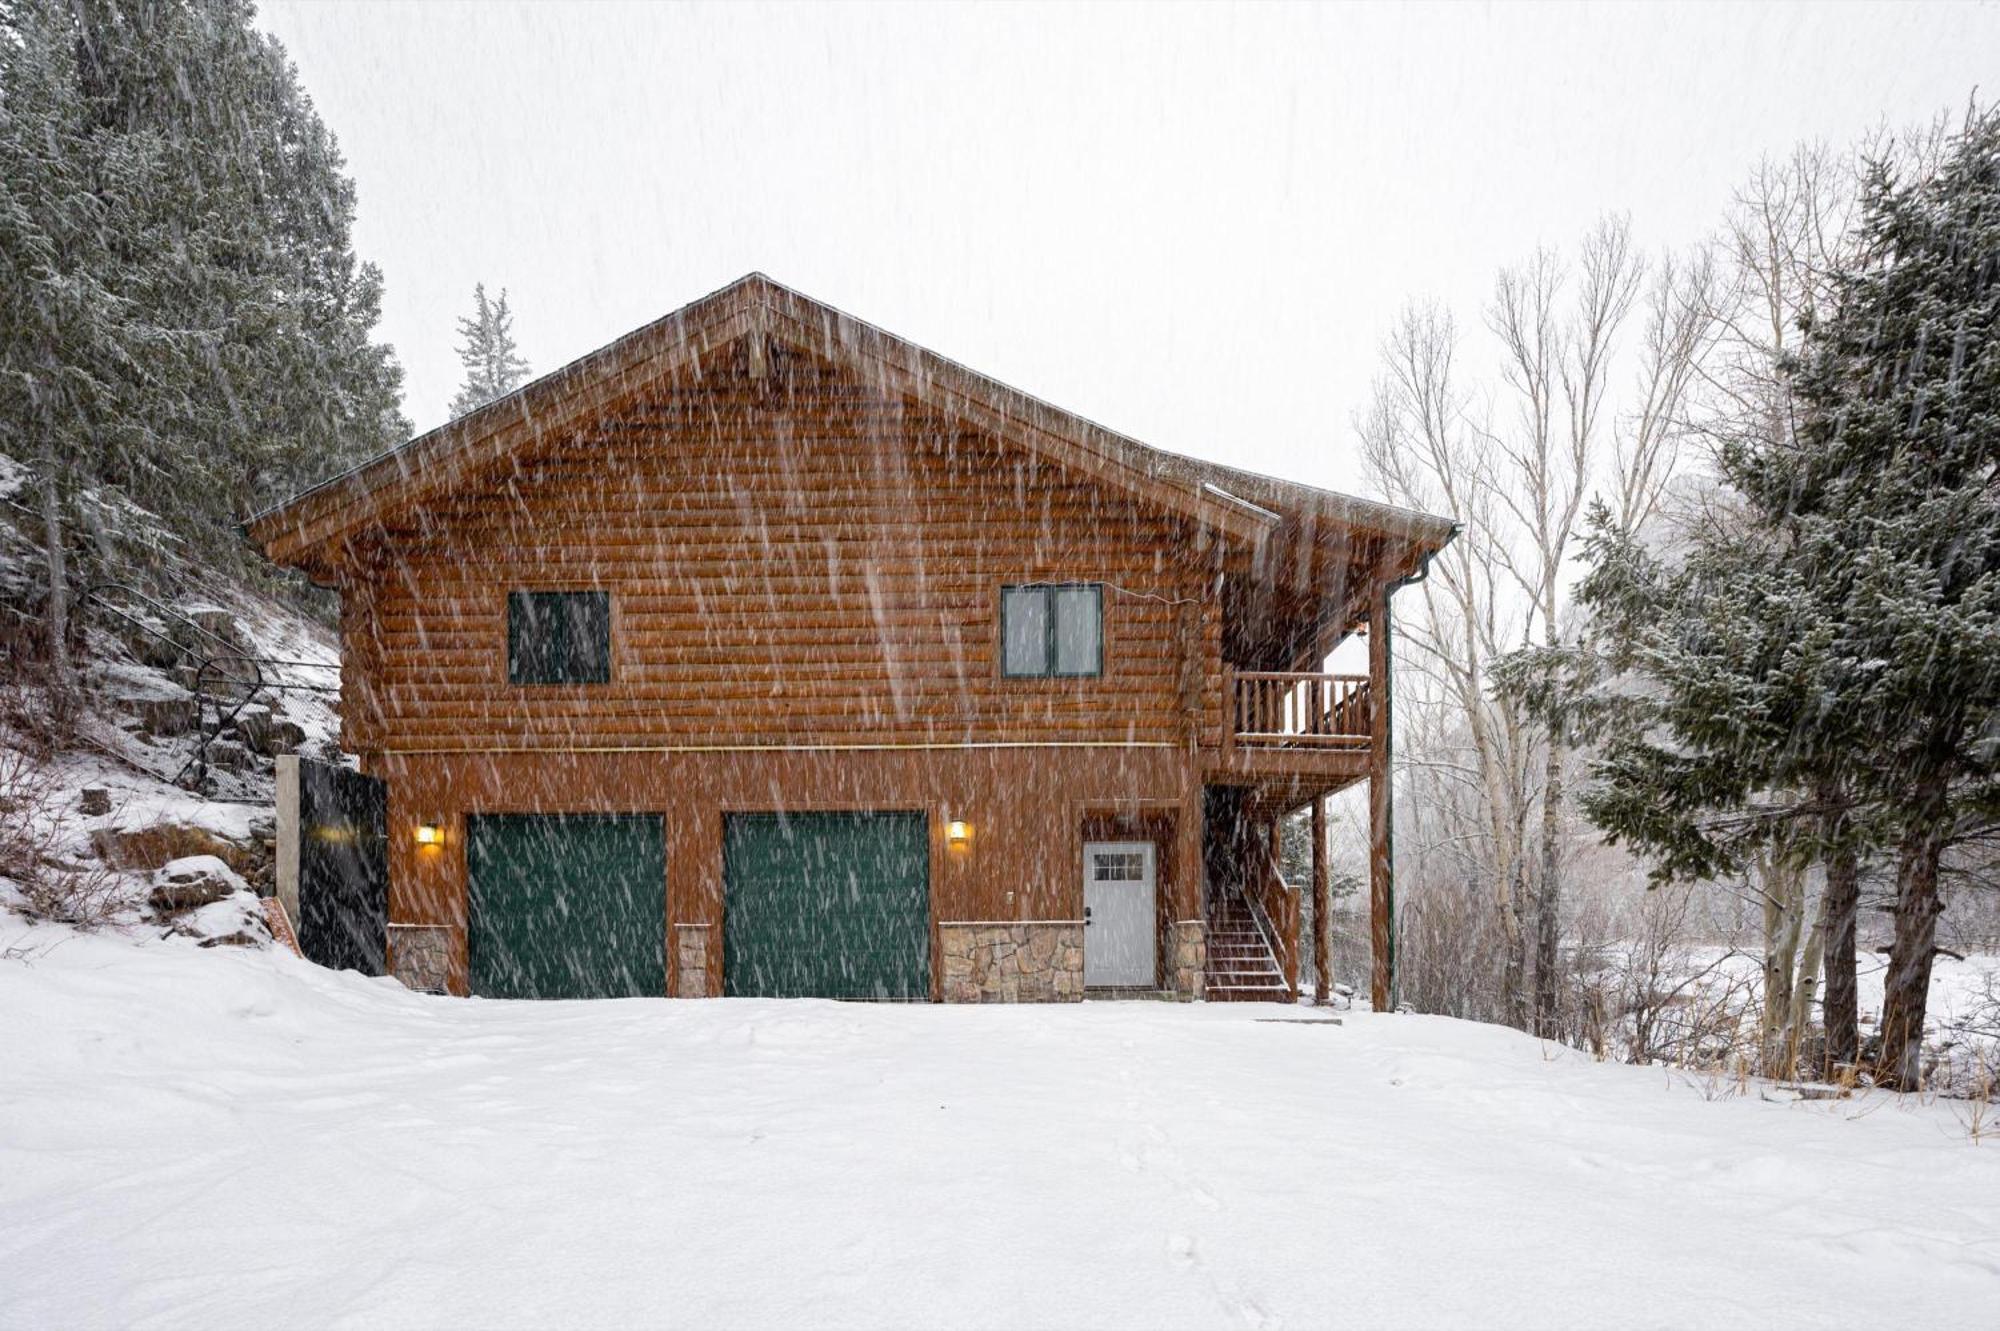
[
  {"x1": 388, "y1": 924, "x2": 451, "y2": 993},
  {"x1": 675, "y1": 924, "x2": 713, "y2": 998},
  {"x1": 940, "y1": 923, "x2": 1084, "y2": 1003},
  {"x1": 1169, "y1": 920, "x2": 1207, "y2": 999}
]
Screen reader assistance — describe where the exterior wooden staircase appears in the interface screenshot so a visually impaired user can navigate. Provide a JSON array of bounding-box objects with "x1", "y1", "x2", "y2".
[{"x1": 1203, "y1": 889, "x2": 1292, "y2": 1002}]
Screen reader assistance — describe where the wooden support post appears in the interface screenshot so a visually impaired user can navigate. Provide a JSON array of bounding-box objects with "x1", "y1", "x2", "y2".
[
  {"x1": 1312, "y1": 796, "x2": 1331, "y2": 1006},
  {"x1": 1368, "y1": 578, "x2": 1395, "y2": 1012},
  {"x1": 1177, "y1": 787, "x2": 1204, "y2": 923}
]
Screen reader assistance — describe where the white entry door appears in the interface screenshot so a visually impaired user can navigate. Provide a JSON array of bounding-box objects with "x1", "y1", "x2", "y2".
[{"x1": 1083, "y1": 841, "x2": 1157, "y2": 987}]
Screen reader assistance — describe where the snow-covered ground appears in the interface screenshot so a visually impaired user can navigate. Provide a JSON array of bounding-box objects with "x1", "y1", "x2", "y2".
[{"x1": 3, "y1": 928, "x2": 1996, "y2": 1330}]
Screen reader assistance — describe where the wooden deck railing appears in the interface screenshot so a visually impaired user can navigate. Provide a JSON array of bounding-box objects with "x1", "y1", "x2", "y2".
[
  {"x1": 1229, "y1": 670, "x2": 1372, "y2": 748},
  {"x1": 1243, "y1": 863, "x2": 1301, "y2": 1000}
]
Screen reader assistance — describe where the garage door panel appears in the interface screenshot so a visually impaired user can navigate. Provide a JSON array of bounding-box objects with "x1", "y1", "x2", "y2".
[
  {"x1": 724, "y1": 811, "x2": 929, "y2": 1000},
  {"x1": 468, "y1": 814, "x2": 666, "y2": 1000}
]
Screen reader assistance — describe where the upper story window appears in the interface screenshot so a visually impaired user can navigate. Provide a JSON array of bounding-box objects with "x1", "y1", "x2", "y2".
[
  {"x1": 508, "y1": 590, "x2": 611, "y2": 685},
  {"x1": 1001, "y1": 583, "x2": 1103, "y2": 678}
]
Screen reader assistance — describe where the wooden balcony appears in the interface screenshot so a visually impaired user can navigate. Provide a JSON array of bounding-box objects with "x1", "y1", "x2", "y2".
[
  {"x1": 1210, "y1": 669, "x2": 1375, "y2": 817},
  {"x1": 1229, "y1": 671, "x2": 1372, "y2": 750}
]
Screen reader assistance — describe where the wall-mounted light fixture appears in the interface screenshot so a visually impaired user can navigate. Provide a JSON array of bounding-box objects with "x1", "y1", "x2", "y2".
[
  {"x1": 945, "y1": 819, "x2": 973, "y2": 850},
  {"x1": 413, "y1": 822, "x2": 445, "y2": 847}
]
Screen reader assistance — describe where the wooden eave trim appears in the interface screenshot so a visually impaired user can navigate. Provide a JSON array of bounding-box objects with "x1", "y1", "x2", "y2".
[{"x1": 249, "y1": 294, "x2": 758, "y2": 564}]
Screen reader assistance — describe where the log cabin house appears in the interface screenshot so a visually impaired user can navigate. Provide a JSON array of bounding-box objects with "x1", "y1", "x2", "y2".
[{"x1": 246, "y1": 274, "x2": 1455, "y2": 1006}]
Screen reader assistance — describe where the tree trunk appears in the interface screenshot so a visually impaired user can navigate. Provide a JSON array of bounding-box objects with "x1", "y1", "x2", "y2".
[
  {"x1": 1533, "y1": 744, "x2": 1563, "y2": 1036},
  {"x1": 1786, "y1": 898, "x2": 1826, "y2": 1079},
  {"x1": 1874, "y1": 774, "x2": 1950, "y2": 1090},
  {"x1": 38, "y1": 444, "x2": 76, "y2": 718},
  {"x1": 1756, "y1": 851, "x2": 1803, "y2": 1078},
  {"x1": 1499, "y1": 861, "x2": 1528, "y2": 1029},
  {"x1": 1819, "y1": 837, "x2": 1860, "y2": 1075}
]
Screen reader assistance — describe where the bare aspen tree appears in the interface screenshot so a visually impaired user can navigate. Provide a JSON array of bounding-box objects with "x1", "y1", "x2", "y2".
[
  {"x1": 1612, "y1": 248, "x2": 1719, "y2": 538},
  {"x1": 1484, "y1": 219, "x2": 1640, "y2": 1034},
  {"x1": 1360, "y1": 220, "x2": 1713, "y2": 1036},
  {"x1": 1359, "y1": 305, "x2": 1533, "y2": 1027}
]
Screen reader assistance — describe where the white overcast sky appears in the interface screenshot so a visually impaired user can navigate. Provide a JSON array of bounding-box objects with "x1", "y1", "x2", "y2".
[{"x1": 261, "y1": 0, "x2": 1998, "y2": 493}]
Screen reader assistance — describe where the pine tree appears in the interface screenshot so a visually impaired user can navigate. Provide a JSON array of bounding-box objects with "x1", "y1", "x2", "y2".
[
  {"x1": 1521, "y1": 496, "x2": 1871, "y2": 1076},
  {"x1": 1742, "y1": 107, "x2": 2000, "y2": 1088},
  {"x1": 1550, "y1": 109, "x2": 2000, "y2": 1089},
  {"x1": 0, "y1": 0, "x2": 166, "y2": 706},
  {"x1": 1, "y1": 0, "x2": 408, "y2": 576},
  {"x1": 448, "y1": 283, "x2": 530, "y2": 419}
]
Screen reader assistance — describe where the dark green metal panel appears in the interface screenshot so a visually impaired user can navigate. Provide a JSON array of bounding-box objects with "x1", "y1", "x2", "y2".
[
  {"x1": 724, "y1": 811, "x2": 931, "y2": 1000},
  {"x1": 467, "y1": 813, "x2": 665, "y2": 999}
]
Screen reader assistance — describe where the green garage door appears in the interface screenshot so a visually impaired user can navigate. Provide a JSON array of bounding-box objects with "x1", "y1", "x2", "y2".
[
  {"x1": 467, "y1": 813, "x2": 666, "y2": 999},
  {"x1": 724, "y1": 811, "x2": 930, "y2": 999}
]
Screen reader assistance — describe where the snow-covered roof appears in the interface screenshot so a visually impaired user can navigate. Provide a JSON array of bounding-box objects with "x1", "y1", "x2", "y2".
[{"x1": 246, "y1": 273, "x2": 1457, "y2": 577}]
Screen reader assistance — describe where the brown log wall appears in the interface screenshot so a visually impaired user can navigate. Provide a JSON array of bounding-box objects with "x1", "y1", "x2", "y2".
[
  {"x1": 380, "y1": 746, "x2": 1202, "y2": 997},
  {"x1": 334, "y1": 356, "x2": 1223, "y2": 756}
]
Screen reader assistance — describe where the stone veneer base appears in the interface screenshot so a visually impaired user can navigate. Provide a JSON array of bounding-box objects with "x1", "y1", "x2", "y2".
[
  {"x1": 939, "y1": 922, "x2": 1084, "y2": 1003},
  {"x1": 674, "y1": 923, "x2": 713, "y2": 998},
  {"x1": 1169, "y1": 919, "x2": 1207, "y2": 1000},
  {"x1": 387, "y1": 923, "x2": 451, "y2": 993}
]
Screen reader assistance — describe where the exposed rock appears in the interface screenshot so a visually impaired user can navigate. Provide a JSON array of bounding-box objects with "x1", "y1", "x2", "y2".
[
  {"x1": 169, "y1": 886, "x2": 272, "y2": 949},
  {"x1": 233, "y1": 705, "x2": 307, "y2": 756},
  {"x1": 229, "y1": 702, "x2": 272, "y2": 734},
  {"x1": 122, "y1": 623, "x2": 185, "y2": 670},
  {"x1": 126, "y1": 696, "x2": 198, "y2": 736},
  {"x1": 198, "y1": 931, "x2": 265, "y2": 949},
  {"x1": 180, "y1": 604, "x2": 250, "y2": 651},
  {"x1": 204, "y1": 739, "x2": 254, "y2": 772},
  {"x1": 78, "y1": 787, "x2": 111, "y2": 816},
  {"x1": 148, "y1": 855, "x2": 246, "y2": 912}
]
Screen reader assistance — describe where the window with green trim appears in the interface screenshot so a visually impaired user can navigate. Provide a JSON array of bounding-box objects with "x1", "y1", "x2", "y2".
[
  {"x1": 1001, "y1": 583, "x2": 1102, "y2": 678},
  {"x1": 507, "y1": 590, "x2": 611, "y2": 685}
]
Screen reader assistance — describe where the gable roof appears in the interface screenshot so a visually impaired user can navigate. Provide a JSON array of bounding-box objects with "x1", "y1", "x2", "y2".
[{"x1": 245, "y1": 273, "x2": 1456, "y2": 577}]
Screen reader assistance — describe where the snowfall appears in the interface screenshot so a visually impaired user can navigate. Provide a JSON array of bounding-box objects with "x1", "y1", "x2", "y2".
[{"x1": 4, "y1": 925, "x2": 1998, "y2": 1329}]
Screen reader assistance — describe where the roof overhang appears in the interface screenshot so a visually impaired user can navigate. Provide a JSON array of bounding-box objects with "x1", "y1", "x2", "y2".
[{"x1": 245, "y1": 273, "x2": 1456, "y2": 582}]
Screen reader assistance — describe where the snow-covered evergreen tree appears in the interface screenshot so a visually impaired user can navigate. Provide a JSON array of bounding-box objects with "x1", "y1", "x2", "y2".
[
  {"x1": 1555, "y1": 107, "x2": 2000, "y2": 1088},
  {"x1": 0, "y1": 0, "x2": 408, "y2": 569},
  {"x1": 448, "y1": 284, "x2": 530, "y2": 419},
  {"x1": 1746, "y1": 106, "x2": 2000, "y2": 1088}
]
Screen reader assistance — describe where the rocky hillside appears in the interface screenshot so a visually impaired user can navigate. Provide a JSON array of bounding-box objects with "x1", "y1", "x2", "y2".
[{"x1": 2, "y1": 451, "x2": 341, "y2": 938}]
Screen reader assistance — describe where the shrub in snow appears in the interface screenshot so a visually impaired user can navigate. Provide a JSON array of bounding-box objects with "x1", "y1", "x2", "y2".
[{"x1": 0, "y1": 749, "x2": 131, "y2": 929}]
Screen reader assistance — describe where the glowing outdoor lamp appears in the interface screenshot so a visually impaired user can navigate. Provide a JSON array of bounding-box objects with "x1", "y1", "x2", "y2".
[
  {"x1": 945, "y1": 819, "x2": 973, "y2": 850},
  {"x1": 413, "y1": 822, "x2": 445, "y2": 848}
]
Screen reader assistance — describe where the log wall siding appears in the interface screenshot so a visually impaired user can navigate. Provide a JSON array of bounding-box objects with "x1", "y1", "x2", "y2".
[
  {"x1": 380, "y1": 746, "x2": 1204, "y2": 996},
  {"x1": 336, "y1": 356, "x2": 1223, "y2": 756}
]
